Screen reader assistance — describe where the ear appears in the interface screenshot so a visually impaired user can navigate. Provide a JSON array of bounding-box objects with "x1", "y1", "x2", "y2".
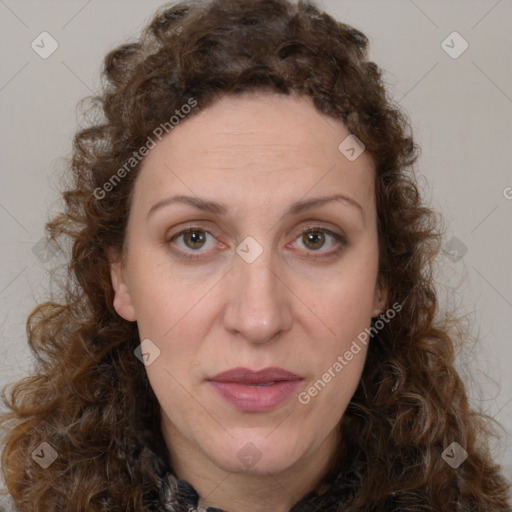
[
  {"x1": 371, "y1": 277, "x2": 388, "y2": 318},
  {"x1": 107, "y1": 247, "x2": 137, "y2": 322}
]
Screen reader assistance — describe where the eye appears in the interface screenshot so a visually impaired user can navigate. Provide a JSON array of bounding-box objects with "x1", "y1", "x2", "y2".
[
  {"x1": 167, "y1": 228, "x2": 218, "y2": 258},
  {"x1": 166, "y1": 225, "x2": 347, "y2": 260},
  {"x1": 292, "y1": 227, "x2": 347, "y2": 256}
]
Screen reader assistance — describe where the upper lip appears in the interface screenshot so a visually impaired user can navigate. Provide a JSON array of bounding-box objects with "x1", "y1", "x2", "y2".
[{"x1": 208, "y1": 367, "x2": 303, "y2": 384}]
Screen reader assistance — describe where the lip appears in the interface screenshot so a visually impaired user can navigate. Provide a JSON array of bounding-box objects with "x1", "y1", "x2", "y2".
[{"x1": 208, "y1": 367, "x2": 303, "y2": 412}]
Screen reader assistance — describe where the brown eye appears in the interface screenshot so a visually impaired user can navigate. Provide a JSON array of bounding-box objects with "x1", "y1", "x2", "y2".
[
  {"x1": 302, "y1": 230, "x2": 326, "y2": 250},
  {"x1": 167, "y1": 228, "x2": 218, "y2": 259},
  {"x1": 293, "y1": 227, "x2": 347, "y2": 257},
  {"x1": 182, "y1": 229, "x2": 208, "y2": 250}
]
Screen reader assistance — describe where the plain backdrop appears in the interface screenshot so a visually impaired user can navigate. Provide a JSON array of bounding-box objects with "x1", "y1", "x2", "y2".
[{"x1": 0, "y1": 0, "x2": 511, "y2": 495}]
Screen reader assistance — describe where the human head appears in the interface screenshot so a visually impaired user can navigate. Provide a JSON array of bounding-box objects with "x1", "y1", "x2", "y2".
[
  {"x1": 108, "y1": 89, "x2": 387, "y2": 479},
  {"x1": 100, "y1": 0, "x2": 409, "y2": 482}
]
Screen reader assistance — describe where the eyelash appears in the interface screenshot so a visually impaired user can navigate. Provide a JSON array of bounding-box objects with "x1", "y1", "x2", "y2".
[{"x1": 166, "y1": 225, "x2": 348, "y2": 261}]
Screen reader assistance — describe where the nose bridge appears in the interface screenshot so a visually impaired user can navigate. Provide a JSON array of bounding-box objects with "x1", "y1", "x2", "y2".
[{"x1": 224, "y1": 236, "x2": 291, "y2": 342}]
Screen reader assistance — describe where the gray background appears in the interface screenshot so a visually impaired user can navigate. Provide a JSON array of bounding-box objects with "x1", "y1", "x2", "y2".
[{"x1": 1, "y1": 0, "x2": 511, "y2": 495}]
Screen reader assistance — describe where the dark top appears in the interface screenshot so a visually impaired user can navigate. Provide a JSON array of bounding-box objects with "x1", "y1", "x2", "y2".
[{"x1": 156, "y1": 463, "x2": 353, "y2": 512}]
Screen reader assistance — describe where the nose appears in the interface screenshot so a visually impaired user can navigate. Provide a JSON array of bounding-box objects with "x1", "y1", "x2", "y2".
[{"x1": 222, "y1": 246, "x2": 293, "y2": 344}]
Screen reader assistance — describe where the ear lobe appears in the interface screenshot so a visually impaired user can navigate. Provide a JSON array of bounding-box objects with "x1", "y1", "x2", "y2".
[
  {"x1": 372, "y1": 279, "x2": 388, "y2": 318},
  {"x1": 107, "y1": 247, "x2": 137, "y2": 322}
]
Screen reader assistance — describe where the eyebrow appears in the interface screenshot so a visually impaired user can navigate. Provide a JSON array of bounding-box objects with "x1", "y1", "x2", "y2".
[{"x1": 146, "y1": 193, "x2": 364, "y2": 220}]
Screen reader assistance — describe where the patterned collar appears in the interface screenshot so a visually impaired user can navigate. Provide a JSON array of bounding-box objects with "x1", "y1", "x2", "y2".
[{"x1": 156, "y1": 464, "x2": 355, "y2": 512}]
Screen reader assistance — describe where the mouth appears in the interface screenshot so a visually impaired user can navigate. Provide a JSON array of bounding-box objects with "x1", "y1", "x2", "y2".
[{"x1": 207, "y1": 367, "x2": 304, "y2": 412}]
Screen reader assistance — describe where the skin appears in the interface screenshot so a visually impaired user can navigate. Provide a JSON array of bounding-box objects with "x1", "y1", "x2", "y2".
[{"x1": 109, "y1": 91, "x2": 388, "y2": 512}]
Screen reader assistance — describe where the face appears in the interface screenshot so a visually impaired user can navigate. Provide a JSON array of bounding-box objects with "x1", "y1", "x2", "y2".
[{"x1": 109, "y1": 92, "x2": 387, "y2": 478}]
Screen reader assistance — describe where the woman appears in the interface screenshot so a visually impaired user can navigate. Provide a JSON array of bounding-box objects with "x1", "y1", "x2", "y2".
[{"x1": 1, "y1": 0, "x2": 510, "y2": 510}]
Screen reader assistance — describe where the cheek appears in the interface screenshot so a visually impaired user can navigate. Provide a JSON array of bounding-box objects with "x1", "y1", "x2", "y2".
[
  {"x1": 125, "y1": 250, "x2": 203, "y2": 335},
  {"x1": 307, "y1": 345, "x2": 368, "y2": 428},
  {"x1": 126, "y1": 260, "x2": 215, "y2": 379},
  {"x1": 294, "y1": 245, "x2": 378, "y2": 398},
  {"x1": 302, "y1": 245, "x2": 379, "y2": 335}
]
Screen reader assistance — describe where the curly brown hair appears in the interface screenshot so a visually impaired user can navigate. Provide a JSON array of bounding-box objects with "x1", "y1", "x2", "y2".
[{"x1": 1, "y1": 0, "x2": 510, "y2": 510}]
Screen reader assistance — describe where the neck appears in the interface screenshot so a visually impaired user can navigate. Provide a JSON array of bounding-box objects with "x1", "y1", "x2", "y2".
[{"x1": 161, "y1": 417, "x2": 340, "y2": 512}]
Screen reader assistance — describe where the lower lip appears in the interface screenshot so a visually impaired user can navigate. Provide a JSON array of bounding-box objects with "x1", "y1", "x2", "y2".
[{"x1": 208, "y1": 380, "x2": 302, "y2": 412}]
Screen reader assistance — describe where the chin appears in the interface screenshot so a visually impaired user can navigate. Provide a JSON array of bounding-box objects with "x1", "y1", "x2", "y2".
[{"x1": 206, "y1": 432, "x2": 307, "y2": 476}]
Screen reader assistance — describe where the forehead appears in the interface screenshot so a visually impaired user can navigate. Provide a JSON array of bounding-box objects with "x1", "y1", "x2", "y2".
[{"x1": 132, "y1": 92, "x2": 375, "y2": 216}]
